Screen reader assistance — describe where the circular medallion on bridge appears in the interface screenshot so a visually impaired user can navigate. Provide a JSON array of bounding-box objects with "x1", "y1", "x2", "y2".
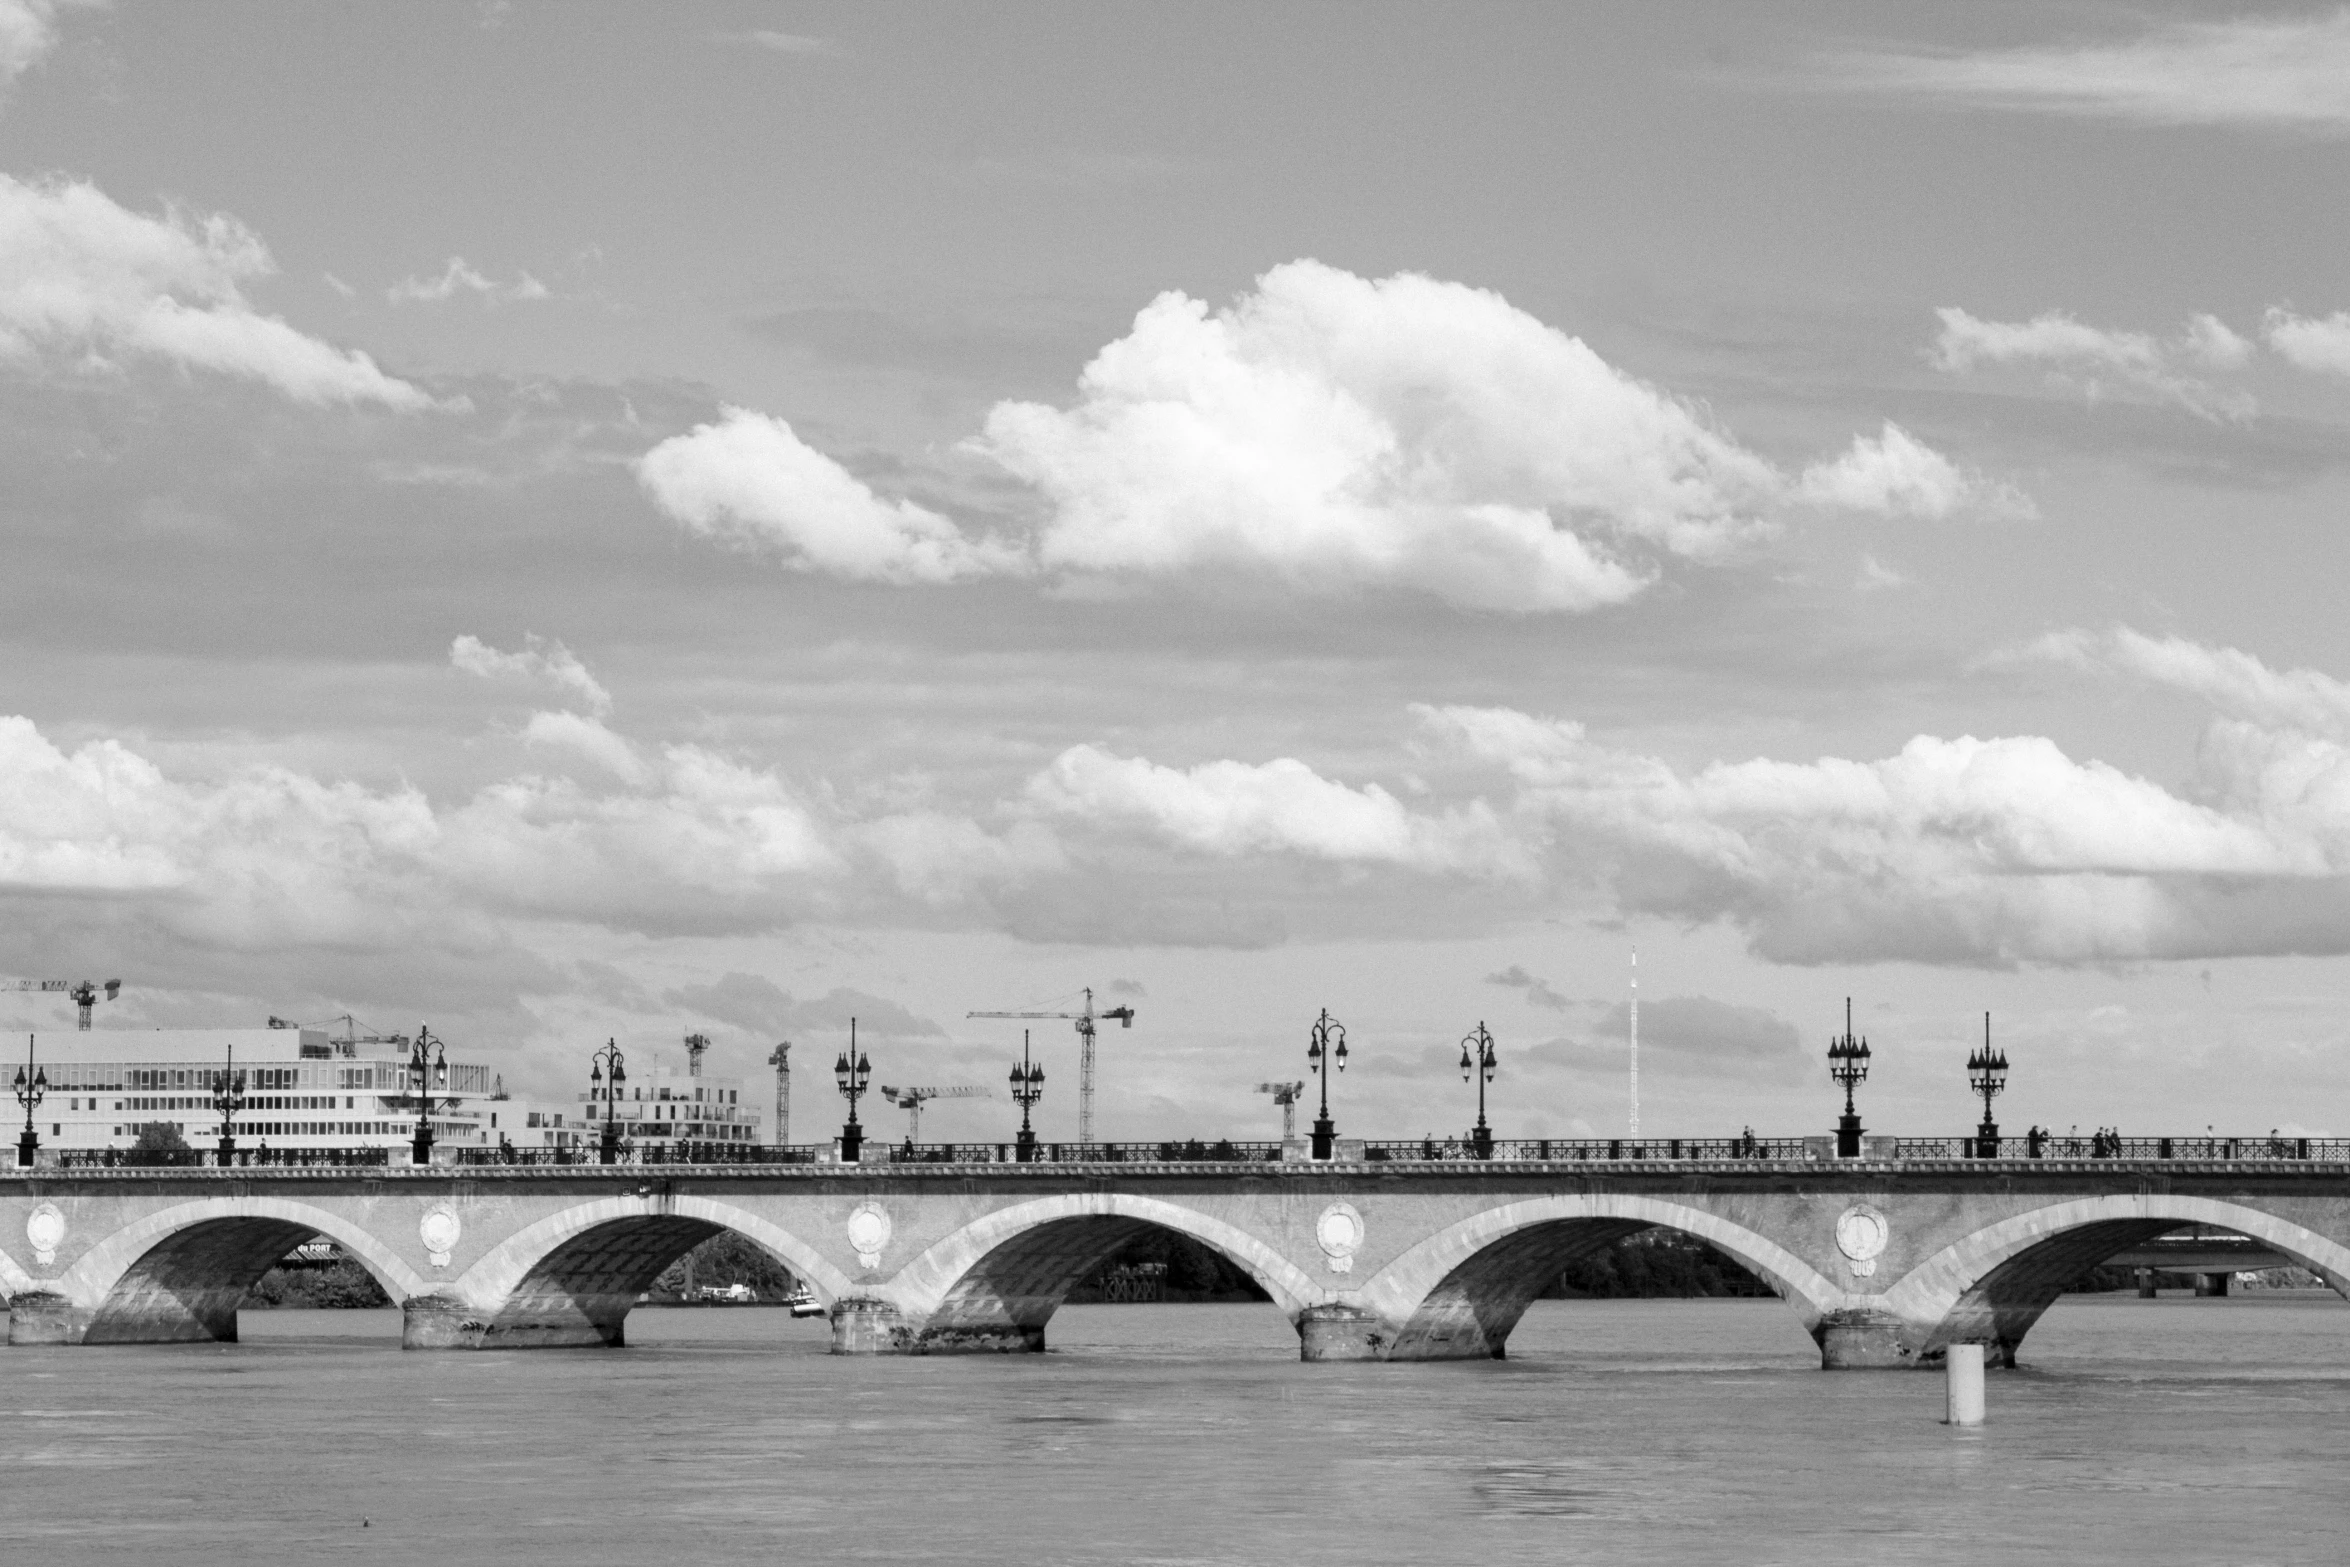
[
  {"x1": 1834, "y1": 1203, "x2": 1888, "y2": 1279},
  {"x1": 418, "y1": 1207, "x2": 461, "y2": 1270},
  {"x1": 25, "y1": 1202, "x2": 65, "y2": 1267},
  {"x1": 1315, "y1": 1202, "x2": 1364, "y2": 1274},
  {"x1": 846, "y1": 1202, "x2": 892, "y2": 1270}
]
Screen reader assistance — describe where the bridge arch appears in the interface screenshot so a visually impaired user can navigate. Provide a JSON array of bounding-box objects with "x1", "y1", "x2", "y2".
[
  {"x1": 1356, "y1": 1195, "x2": 1848, "y2": 1360},
  {"x1": 18, "y1": 1196, "x2": 431, "y2": 1345},
  {"x1": 883, "y1": 1193, "x2": 1323, "y2": 1353},
  {"x1": 430, "y1": 1195, "x2": 852, "y2": 1349},
  {"x1": 1881, "y1": 1195, "x2": 2350, "y2": 1366}
]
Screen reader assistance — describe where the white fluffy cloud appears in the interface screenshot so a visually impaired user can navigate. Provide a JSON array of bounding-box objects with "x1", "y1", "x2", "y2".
[
  {"x1": 1417, "y1": 641, "x2": 2350, "y2": 964},
  {"x1": 1931, "y1": 307, "x2": 2254, "y2": 419},
  {"x1": 1797, "y1": 421, "x2": 2033, "y2": 520},
  {"x1": 977, "y1": 259, "x2": 1785, "y2": 611},
  {"x1": 637, "y1": 263, "x2": 2009, "y2": 611},
  {"x1": 0, "y1": 174, "x2": 436, "y2": 409},
  {"x1": 635, "y1": 407, "x2": 1024, "y2": 584},
  {"x1": 450, "y1": 633, "x2": 612, "y2": 714},
  {"x1": 0, "y1": 712, "x2": 1063, "y2": 950},
  {"x1": 2263, "y1": 308, "x2": 2350, "y2": 377},
  {"x1": 1028, "y1": 742, "x2": 1521, "y2": 874},
  {"x1": 1828, "y1": 13, "x2": 2350, "y2": 134}
]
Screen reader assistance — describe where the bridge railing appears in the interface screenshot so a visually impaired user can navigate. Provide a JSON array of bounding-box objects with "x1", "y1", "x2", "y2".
[
  {"x1": 1361, "y1": 1137, "x2": 1817, "y2": 1162},
  {"x1": 1896, "y1": 1134, "x2": 2350, "y2": 1161},
  {"x1": 54, "y1": 1146, "x2": 394, "y2": 1169}
]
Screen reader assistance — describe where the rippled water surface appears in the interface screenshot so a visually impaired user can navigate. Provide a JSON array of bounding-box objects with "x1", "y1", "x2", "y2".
[{"x1": 3, "y1": 1293, "x2": 2346, "y2": 1564}]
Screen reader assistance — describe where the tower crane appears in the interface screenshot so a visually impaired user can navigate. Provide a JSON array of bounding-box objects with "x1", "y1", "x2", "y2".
[
  {"x1": 878, "y1": 1084, "x2": 989, "y2": 1143},
  {"x1": 967, "y1": 987, "x2": 1135, "y2": 1146},
  {"x1": 1256, "y1": 1080, "x2": 1306, "y2": 1139},
  {"x1": 2, "y1": 978, "x2": 120, "y2": 1030}
]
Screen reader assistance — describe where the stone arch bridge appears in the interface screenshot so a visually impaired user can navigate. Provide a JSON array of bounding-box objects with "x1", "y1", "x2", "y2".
[{"x1": 1, "y1": 1160, "x2": 2343, "y2": 1367}]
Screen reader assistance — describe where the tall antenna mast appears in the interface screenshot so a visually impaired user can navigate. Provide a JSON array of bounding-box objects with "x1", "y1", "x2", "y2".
[{"x1": 1629, "y1": 947, "x2": 1640, "y2": 1138}]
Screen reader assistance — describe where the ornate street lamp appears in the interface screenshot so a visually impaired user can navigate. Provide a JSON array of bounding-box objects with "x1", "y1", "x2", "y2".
[
  {"x1": 1967, "y1": 1012, "x2": 2007, "y2": 1159},
  {"x1": 589, "y1": 1038, "x2": 627, "y2": 1165},
  {"x1": 208, "y1": 1043, "x2": 248, "y2": 1167},
  {"x1": 834, "y1": 1018, "x2": 871, "y2": 1163},
  {"x1": 12, "y1": 1034, "x2": 46, "y2": 1169},
  {"x1": 1826, "y1": 997, "x2": 1871, "y2": 1159},
  {"x1": 1009, "y1": 1030, "x2": 1045, "y2": 1163},
  {"x1": 406, "y1": 1024, "x2": 448, "y2": 1166},
  {"x1": 1306, "y1": 1008, "x2": 1348, "y2": 1160},
  {"x1": 1459, "y1": 1021, "x2": 1498, "y2": 1160}
]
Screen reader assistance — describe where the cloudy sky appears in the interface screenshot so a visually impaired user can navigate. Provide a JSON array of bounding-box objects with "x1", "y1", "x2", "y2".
[{"x1": 7, "y1": 1, "x2": 2350, "y2": 1142}]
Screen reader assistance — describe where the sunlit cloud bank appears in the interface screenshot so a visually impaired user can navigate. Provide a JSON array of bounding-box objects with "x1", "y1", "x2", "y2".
[
  {"x1": 1029, "y1": 632, "x2": 2350, "y2": 966},
  {"x1": 22, "y1": 629, "x2": 2350, "y2": 974},
  {"x1": 0, "y1": 173, "x2": 439, "y2": 409},
  {"x1": 637, "y1": 261, "x2": 2014, "y2": 612}
]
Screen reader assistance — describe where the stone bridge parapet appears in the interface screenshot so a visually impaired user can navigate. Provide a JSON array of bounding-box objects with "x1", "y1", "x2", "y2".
[{"x1": 0, "y1": 1161, "x2": 2342, "y2": 1366}]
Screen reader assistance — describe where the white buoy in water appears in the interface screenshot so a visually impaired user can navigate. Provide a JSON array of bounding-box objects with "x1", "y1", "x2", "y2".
[{"x1": 1945, "y1": 1342, "x2": 1986, "y2": 1426}]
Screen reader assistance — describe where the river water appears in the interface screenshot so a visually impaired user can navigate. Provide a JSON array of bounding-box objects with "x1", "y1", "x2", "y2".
[{"x1": 1, "y1": 1293, "x2": 2344, "y2": 1564}]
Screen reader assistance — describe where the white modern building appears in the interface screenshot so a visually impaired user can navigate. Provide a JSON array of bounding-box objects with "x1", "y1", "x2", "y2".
[
  {"x1": 573, "y1": 1057, "x2": 762, "y2": 1150},
  {"x1": 9, "y1": 1022, "x2": 578, "y2": 1161}
]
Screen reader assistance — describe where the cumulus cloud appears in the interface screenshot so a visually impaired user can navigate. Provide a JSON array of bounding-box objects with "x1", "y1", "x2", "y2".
[
  {"x1": 0, "y1": 712, "x2": 1062, "y2": 951},
  {"x1": 1419, "y1": 666, "x2": 2350, "y2": 964},
  {"x1": 1930, "y1": 307, "x2": 2254, "y2": 420},
  {"x1": 521, "y1": 710, "x2": 646, "y2": 784},
  {"x1": 2263, "y1": 308, "x2": 2350, "y2": 376},
  {"x1": 1823, "y1": 13, "x2": 2350, "y2": 134},
  {"x1": 387, "y1": 256, "x2": 550, "y2": 305},
  {"x1": 976, "y1": 259, "x2": 1781, "y2": 611},
  {"x1": 1027, "y1": 742, "x2": 1521, "y2": 874},
  {"x1": 1797, "y1": 421, "x2": 2033, "y2": 520},
  {"x1": 638, "y1": 262, "x2": 2011, "y2": 611},
  {"x1": 450, "y1": 633, "x2": 612, "y2": 714},
  {"x1": 0, "y1": 173, "x2": 436, "y2": 409},
  {"x1": 635, "y1": 406, "x2": 1024, "y2": 584}
]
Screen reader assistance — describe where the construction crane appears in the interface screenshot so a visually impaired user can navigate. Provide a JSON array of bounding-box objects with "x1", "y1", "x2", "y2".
[
  {"x1": 1257, "y1": 1080, "x2": 1306, "y2": 1139},
  {"x1": 879, "y1": 1084, "x2": 989, "y2": 1143},
  {"x1": 967, "y1": 987, "x2": 1135, "y2": 1146},
  {"x1": 2, "y1": 978, "x2": 120, "y2": 1030}
]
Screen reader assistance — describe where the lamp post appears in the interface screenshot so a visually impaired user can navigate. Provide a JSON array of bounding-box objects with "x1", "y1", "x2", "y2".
[
  {"x1": 1826, "y1": 997, "x2": 1871, "y2": 1159},
  {"x1": 834, "y1": 1018, "x2": 871, "y2": 1163},
  {"x1": 1010, "y1": 1030, "x2": 1045, "y2": 1163},
  {"x1": 589, "y1": 1038, "x2": 627, "y2": 1165},
  {"x1": 12, "y1": 1035, "x2": 46, "y2": 1168},
  {"x1": 1306, "y1": 1008, "x2": 1348, "y2": 1160},
  {"x1": 1967, "y1": 1012, "x2": 2007, "y2": 1159},
  {"x1": 208, "y1": 1042, "x2": 248, "y2": 1167},
  {"x1": 405, "y1": 1024, "x2": 448, "y2": 1166},
  {"x1": 1459, "y1": 1021, "x2": 1498, "y2": 1160}
]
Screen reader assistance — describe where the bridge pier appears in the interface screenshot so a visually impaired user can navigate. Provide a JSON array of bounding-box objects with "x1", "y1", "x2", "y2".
[
  {"x1": 830, "y1": 1297, "x2": 914, "y2": 1354},
  {"x1": 7, "y1": 1291, "x2": 97, "y2": 1345},
  {"x1": 1815, "y1": 1309, "x2": 1922, "y2": 1369},
  {"x1": 1297, "y1": 1303, "x2": 1389, "y2": 1361}
]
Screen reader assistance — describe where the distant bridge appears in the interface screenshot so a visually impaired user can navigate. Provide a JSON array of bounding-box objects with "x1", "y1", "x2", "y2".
[{"x1": 3, "y1": 1154, "x2": 2344, "y2": 1366}]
